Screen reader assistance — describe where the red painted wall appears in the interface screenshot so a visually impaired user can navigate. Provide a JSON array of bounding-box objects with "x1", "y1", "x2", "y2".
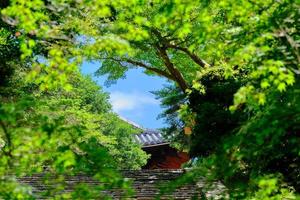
[{"x1": 142, "y1": 145, "x2": 190, "y2": 169}]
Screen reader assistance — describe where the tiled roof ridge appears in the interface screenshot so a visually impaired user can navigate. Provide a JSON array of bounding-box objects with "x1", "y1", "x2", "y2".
[
  {"x1": 134, "y1": 129, "x2": 169, "y2": 147},
  {"x1": 116, "y1": 115, "x2": 169, "y2": 147},
  {"x1": 118, "y1": 115, "x2": 145, "y2": 130}
]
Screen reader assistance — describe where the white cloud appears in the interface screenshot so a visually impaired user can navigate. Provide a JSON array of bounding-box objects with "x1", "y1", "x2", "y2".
[{"x1": 109, "y1": 91, "x2": 159, "y2": 113}]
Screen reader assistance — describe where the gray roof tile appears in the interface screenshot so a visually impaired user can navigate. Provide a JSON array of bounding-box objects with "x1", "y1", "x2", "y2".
[
  {"x1": 135, "y1": 130, "x2": 168, "y2": 147},
  {"x1": 18, "y1": 169, "x2": 226, "y2": 199}
]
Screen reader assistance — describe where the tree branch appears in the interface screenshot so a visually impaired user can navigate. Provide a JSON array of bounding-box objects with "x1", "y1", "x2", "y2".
[
  {"x1": 166, "y1": 44, "x2": 210, "y2": 68},
  {"x1": 155, "y1": 44, "x2": 189, "y2": 92},
  {"x1": 102, "y1": 57, "x2": 176, "y2": 81},
  {"x1": 278, "y1": 27, "x2": 300, "y2": 64},
  {"x1": 151, "y1": 28, "x2": 210, "y2": 68},
  {"x1": 150, "y1": 28, "x2": 190, "y2": 92}
]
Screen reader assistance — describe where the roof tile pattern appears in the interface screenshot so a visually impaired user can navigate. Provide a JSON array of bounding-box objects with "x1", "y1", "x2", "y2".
[
  {"x1": 18, "y1": 169, "x2": 226, "y2": 199},
  {"x1": 134, "y1": 130, "x2": 168, "y2": 147}
]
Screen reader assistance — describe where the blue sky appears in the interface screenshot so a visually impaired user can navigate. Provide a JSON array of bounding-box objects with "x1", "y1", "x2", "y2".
[{"x1": 81, "y1": 61, "x2": 168, "y2": 129}]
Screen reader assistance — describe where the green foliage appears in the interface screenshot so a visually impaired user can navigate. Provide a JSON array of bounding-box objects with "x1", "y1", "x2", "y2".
[
  {"x1": 0, "y1": 2, "x2": 150, "y2": 198},
  {"x1": 152, "y1": 1, "x2": 299, "y2": 198},
  {"x1": 0, "y1": 178, "x2": 34, "y2": 200},
  {"x1": 37, "y1": 74, "x2": 148, "y2": 170},
  {"x1": 1, "y1": 0, "x2": 137, "y2": 90},
  {"x1": 188, "y1": 68, "x2": 247, "y2": 157},
  {"x1": 0, "y1": 36, "x2": 146, "y2": 199},
  {"x1": 251, "y1": 175, "x2": 298, "y2": 200},
  {"x1": 0, "y1": 83, "x2": 145, "y2": 198}
]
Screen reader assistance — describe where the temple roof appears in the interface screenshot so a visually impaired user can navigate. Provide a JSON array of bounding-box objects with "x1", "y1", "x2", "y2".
[
  {"x1": 18, "y1": 169, "x2": 225, "y2": 199},
  {"x1": 117, "y1": 116, "x2": 169, "y2": 148},
  {"x1": 134, "y1": 130, "x2": 169, "y2": 148}
]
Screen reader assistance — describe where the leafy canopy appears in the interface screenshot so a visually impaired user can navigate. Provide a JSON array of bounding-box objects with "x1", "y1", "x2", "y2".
[{"x1": 1, "y1": 0, "x2": 300, "y2": 199}]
